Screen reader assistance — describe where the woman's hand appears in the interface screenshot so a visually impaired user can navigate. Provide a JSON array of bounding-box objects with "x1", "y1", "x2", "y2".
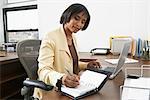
[
  {"x1": 62, "y1": 74, "x2": 80, "y2": 88},
  {"x1": 87, "y1": 61, "x2": 101, "y2": 69}
]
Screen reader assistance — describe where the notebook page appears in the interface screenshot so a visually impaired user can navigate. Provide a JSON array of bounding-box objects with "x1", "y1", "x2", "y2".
[
  {"x1": 80, "y1": 70, "x2": 107, "y2": 87},
  {"x1": 61, "y1": 83, "x2": 95, "y2": 97},
  {"x1": 61, "y1": 70, "x2": 107, "y2": 98}
]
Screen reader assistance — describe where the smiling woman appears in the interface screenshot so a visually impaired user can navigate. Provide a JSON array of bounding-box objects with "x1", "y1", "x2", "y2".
[{"x1": 34, "y1": 3, "x2": 100, "y2": 99}]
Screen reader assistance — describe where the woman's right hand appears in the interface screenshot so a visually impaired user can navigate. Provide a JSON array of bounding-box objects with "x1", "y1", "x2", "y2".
[{"x1": 62, "y1": 74, "x2": 80, "y2": 88}]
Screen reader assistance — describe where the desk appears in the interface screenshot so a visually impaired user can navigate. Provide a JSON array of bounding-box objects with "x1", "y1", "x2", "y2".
[
  {"x1": 42, "y1": 52, "x2": 150, "y2": 100},
  {"x1": 0, "y1": 53, "x2": 27, "y2": 99}
]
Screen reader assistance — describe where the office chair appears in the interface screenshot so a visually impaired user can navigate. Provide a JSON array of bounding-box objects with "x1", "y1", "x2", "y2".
[{"x1": 16, "y1": 39, "x2": 53, "y2": 100}]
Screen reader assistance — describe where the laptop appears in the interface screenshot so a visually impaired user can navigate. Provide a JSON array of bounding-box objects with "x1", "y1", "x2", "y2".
[{"x1": 88, "y1": 42, "x2": 131, "y2": 79}]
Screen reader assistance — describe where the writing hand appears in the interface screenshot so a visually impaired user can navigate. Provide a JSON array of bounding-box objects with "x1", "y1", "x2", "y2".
[{"x1": 62, "y1": 74, "x2": 80, "y2": 88}]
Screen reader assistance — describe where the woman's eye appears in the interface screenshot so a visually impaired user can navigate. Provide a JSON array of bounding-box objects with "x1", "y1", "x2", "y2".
[
  {"x1": 74, "y1": 16, "x2": 80, "y2": 20},
  {"x1": 82, "y1": 20, "x2": 86, "y2": 24}
]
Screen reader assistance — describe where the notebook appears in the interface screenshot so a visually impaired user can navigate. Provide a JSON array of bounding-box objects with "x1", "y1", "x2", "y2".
[
  {"x1": 97, "y1": 42, "x2": 131, "y2": 79},
  {"x1": 61, "y1": 70, "x2": 111, "y2": 99}
]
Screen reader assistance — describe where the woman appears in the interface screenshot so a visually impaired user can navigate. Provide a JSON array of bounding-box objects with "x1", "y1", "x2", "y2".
[{"x1": 34, "y1": 3, "x2": 100, "y2": 99}]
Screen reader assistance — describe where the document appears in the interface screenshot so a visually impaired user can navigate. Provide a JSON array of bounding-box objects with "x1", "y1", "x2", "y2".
[
  {"x1": 122, "y1": 88, "x2": 150, "y2": 100},
  {"x1": 124, "y1": 77, "x2": 150, "y2": 89},
  {"x1": 61, "y1": 70, "x2": 109, "y2": 99},
  {"x1": 121, "y1": 77, "x2": 150, "y2": 100},
  {"x1": 105, "y1": 58, "x2": 138, "y2": 64}
]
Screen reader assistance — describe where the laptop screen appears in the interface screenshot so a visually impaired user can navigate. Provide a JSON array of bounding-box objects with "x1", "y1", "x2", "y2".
[{"x1": 113, "y1": 42, "x2": 131, "y2": 74}]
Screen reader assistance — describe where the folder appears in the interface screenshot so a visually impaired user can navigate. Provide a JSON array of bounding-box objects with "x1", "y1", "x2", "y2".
[
  {"x1": 60, "y1": 69, "x2": 111, "y2": 99},
  {"x1": 109, "y1": 36, "x2": 134, "y2": 55},
  {"x1": 136, "y1": 38, "x2": 143, "y2": 57}
]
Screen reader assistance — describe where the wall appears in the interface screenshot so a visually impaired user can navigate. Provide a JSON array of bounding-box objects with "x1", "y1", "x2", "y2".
[
  {"x1": 0, "y1": 0, "x2": 149, "y2": 49},
  {"x1": 0, "y1": 0, "x2": 5, "y2": 44},
  {"x1": 38, "y1": 0, "x2": 150, "y2": 51},
  {"x1": 148, "y1": 0, "x2": 150, "y2": 40},
  {"x1": 38, "y1": 0, "x2": 149, "y2": 52}
]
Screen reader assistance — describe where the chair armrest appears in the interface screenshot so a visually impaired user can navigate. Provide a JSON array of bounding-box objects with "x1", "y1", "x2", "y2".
[{"x1": 23, "y1": 80, "x2": 54, "y2": 91}]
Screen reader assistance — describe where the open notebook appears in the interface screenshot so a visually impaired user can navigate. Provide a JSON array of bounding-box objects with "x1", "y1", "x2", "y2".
[{"x1": 61, "y1": 70, "x2": 110, "y2": 99}]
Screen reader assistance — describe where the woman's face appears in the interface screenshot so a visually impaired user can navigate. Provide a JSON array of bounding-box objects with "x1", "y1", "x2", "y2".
[{"x1": 65, "y1": 11, "x2": 87, "y2": 33}]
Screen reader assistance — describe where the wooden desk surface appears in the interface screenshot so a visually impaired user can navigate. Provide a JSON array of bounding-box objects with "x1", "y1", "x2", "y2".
[
  {"x1": 42, "y1": 52, "x2": 150, "y2": 100},
  {"x1": 0, "y1": 52, "x2": 18, "y2": 64}
]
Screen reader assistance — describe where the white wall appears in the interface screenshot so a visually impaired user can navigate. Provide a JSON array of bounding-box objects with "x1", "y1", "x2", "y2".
[
  {"x1": 0, "y1": 0, "x2": 5, "y2": 44},
  {"x1": 148, "y1": 0, "x2": 150, "y2": 40},
  {"x1": 38, "y1": 0, "x2": 149, "y2": 52}
]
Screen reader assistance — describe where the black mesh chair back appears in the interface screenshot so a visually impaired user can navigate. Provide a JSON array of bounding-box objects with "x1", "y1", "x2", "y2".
[
  {"x1": 17, "y1": 39, "x2": 53, "y2": 100},
  {"x1": 17, "y1": 39, "x2": 41, "y2": 80}
]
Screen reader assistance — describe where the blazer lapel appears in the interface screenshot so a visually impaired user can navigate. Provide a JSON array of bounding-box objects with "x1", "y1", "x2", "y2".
[
  {"x1": 72, "y1": 34, "x2": 79, "y2": 58},
  {"x1": 59, "y1": 26, "x2": 71, "y2": 58}
]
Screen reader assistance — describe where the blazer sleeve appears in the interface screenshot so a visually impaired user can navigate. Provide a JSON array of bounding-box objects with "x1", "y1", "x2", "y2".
[
  {"x1": 78, "y1": 61, "x2": 88, "y2": 70},
  {"x1": 37, "y1": 38, "x2": 64, "y2": 86}
]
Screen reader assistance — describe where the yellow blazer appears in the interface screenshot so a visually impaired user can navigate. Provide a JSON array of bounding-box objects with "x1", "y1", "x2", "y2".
[{"x1": 34, "y1": 26, "x2": 87, "y2": 99}]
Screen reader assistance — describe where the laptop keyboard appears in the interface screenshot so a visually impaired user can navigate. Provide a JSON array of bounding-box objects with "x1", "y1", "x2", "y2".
[{"x1": 103, "y1": 67, "x2": 115, "y2": 73}]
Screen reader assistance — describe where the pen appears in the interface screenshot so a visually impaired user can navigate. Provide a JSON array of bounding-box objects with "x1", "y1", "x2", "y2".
[
  {"x1": 65, "y1": 68, "x2": 80, "y2": 81},
  {"x1": 66, "y1": 69, "x2": 72, "y2": 75}
]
